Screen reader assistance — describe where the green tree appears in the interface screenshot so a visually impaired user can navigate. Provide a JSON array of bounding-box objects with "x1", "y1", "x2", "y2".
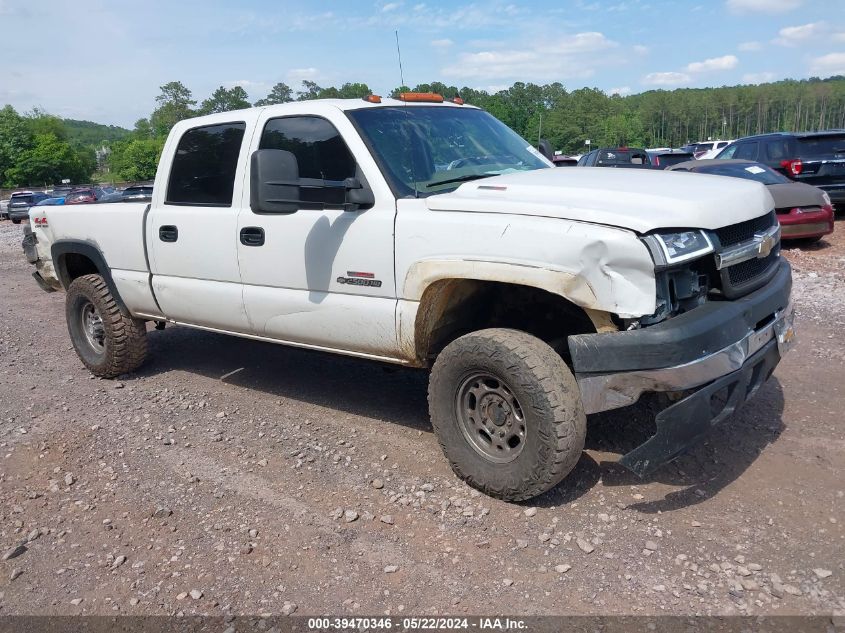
[
  {"x1": 0, "y1": 105, "x2": 34, "y2": 187},
  {"x1": 109, "y1": 137, "x2": 165, "y2": 181},
  {"x1": 296, "y1": 80, "x2": 323, "y2": 100},
  {"x1": 5, "y1": 133, "x2": 91, "y2": 186},
  {"x1": 150, "y1": 81, "x2": 196, "y2": 136},
  {"x1": 199, "y1": 86, "x2": 251, "y2": 114},
  {"x1": 254, "y1": 82, "x2": 294, "y2": 106}
]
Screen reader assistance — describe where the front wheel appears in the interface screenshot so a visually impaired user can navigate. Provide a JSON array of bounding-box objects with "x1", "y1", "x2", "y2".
[
  {"x1": 66, "y1": 274, "x2": 148, "y2": 377},
  {"x1": 428, "y1": 328, "x2": 586, "y2": 501}
]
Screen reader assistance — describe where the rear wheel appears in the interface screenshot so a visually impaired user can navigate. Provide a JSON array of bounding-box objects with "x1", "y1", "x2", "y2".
[
  {"x1": 428, "y1": 328, "x2": 586, "y2": 501},
  {"x1": 66, "y1": 274, "x2": 148, "y2": 377},
  {"x1": 12, "y1": 219, "x2": 21, "y2": 224}
]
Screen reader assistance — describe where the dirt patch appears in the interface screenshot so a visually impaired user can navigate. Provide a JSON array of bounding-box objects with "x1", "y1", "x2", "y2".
[{"x1": 0, "y1": 218, "x2": 842, "y2": 617}]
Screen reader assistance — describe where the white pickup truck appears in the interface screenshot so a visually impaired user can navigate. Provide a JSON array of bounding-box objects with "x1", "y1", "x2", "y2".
[{"x1": 22, "y1": 94, "x2": 795, "y2": 501}]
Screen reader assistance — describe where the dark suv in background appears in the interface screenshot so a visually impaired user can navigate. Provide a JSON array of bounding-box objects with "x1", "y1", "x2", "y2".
[
  {"x1": 8, "y1": 192, "x2": 50, "y2": 223},
  {"x1": 716, "y1": 130, "x2": 845, "y2": 206}
]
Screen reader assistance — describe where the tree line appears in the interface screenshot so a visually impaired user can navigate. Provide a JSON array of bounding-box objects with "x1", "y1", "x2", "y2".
[
  {"x1": 3, "y1": 74, "x2": 845, "y2": 187},
  {"x1": 0, "y1": 107, "x2": 98, "y2": 188}
]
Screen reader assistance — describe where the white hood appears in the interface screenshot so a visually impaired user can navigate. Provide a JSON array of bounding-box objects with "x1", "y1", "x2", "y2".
[{"x1": 425, "y1": 167, "x2": 775, "y2": 233}]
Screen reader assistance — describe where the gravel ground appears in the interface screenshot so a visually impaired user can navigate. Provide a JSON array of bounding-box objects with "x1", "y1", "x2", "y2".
[{"x1": 0, "y1": 218, "x2": 842, "y2": 617}]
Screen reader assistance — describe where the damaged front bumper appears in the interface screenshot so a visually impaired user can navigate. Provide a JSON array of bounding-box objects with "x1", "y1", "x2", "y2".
[{"x1": 568, "y1": 259, "x2": 794, "y2": 476}]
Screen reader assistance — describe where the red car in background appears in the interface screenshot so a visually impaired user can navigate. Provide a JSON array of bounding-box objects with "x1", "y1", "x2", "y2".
[
  {"x1": 65, "y1": 187, "x2": 106, "y2": 205},
  {"x1": 668, "y1": 159, "x2": 835, "y2": 242}
]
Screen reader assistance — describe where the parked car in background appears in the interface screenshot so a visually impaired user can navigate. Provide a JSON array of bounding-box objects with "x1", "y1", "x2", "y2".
[
  {"x1": 0, "y1": 198, "x2": 9, "y2": 220},
  {"x1": 576, "y1": 147, "x2": 653, "y2": 168},
  {"x1": 715, "y1": 131, "x2": 845, "y2": 207},
  {"x1": 682, "y1": 140, "x2": 732, "y2": 159},
  {"x1": 65, "y1": 187, "x2": 105, "y2": 205},
  {"x1": 100, "y1": 185, "x2": 154, "y2": 203},
  {"x1": 668, "y1": 159, "x2": 834, "y2": 242},
  {"x1": 8, "y1": 192, "x2": 51, "y2": 223},
  {"x1": 119, "y1": 185, "x2": 153, "y2": 202},
  {"x1": 552, "y1": 154, "x2": 578, "y2": 167},
  {"x1": 35, "y1": 197, "x2": 66, "y2": 207},
  {"x1": 50, "y1": 186, "x2": 74, "y2": 198},
  {"x1": 647, "y1": 150, "x2": 695, "y2": 169}
]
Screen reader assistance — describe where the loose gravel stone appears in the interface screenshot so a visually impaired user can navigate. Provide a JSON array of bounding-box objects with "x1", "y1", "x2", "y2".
[
  {"x1": 576, "y1": 538, "x2": 595, "y2": 554},
  {"x1": 2, "y1": 545, "x2": 27, "y2": 561}
]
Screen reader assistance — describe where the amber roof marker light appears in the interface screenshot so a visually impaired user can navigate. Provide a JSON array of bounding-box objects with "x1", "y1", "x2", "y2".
[
  {"x1": 398, "y1": 92, "x2": 444, "y2": 103},
  {"x1": 363, "y1": 94, "x2": 382, "y2": 103}
]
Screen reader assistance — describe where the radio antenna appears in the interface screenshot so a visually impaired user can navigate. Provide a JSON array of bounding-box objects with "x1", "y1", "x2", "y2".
[
  {"x1": 395, "y1": 29, "x2": 419, "y2": 197},
  {"x1": 395, "y1": 30, "x2": 405, "y2": 89}
]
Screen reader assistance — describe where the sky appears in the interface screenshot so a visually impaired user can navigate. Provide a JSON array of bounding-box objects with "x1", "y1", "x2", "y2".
[{"x1": 1, "y1": 0, "x2": 844, "y2": 128}]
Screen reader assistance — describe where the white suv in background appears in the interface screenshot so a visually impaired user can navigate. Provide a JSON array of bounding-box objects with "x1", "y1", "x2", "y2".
[{"x1": 694, "y1": 140, "x2": 734, "y2": 159}]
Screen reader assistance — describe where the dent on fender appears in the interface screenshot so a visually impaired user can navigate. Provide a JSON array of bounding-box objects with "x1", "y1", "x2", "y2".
[{"x1": 403, "y1": 248, "x2": 656, "y2": 318}]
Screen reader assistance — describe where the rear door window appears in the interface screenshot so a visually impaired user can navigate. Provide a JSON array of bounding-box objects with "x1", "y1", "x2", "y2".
[
  {"x1": 734, "y1": 142, "x2": 759, "y2": 161},
  {"x1": 166, "y1": 122, "x2": 246, "y2": 206},
  {"x1": 764, "y1": 139, "x2": 790, "y2": 161}
]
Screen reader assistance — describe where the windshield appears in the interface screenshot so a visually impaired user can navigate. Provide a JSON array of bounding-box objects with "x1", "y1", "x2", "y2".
[
  {"x1": 695, "y1": 162, "x2": 790, "y2": 185},
  {"x1": 346, "y1": 106, "x2": 550, "y2": 197}
]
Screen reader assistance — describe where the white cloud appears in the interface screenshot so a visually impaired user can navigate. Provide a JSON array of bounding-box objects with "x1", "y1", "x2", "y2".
[
  {"x1": 685, "y1": 54, "x2": 739, "y2": 72},
  {"x1": 642, "y1": 71, "x2": 692, "y2": 86},
  {"x1": 381, "y1": 2, "x2": 402, "y2": 12},
  {"x1": 286, "y1": 68, "x2": 321, "y2": 83},
  {"x1": 430, "y1": 38, "x2": 453, "y2": 49},
  {"x1": 774, "y1": 22, "x2": 824, "y2": 46},
  {"x1": 609, "y1": 86, "x2": 631, "y2": 95},
  {"x1": 726, "y1": 0, "x2": 802, "y2": 13},
  {"x1": 835, "y1": 32, "x2": 845, "y2": 42},
  {"x1": 544, "y1": 31, "x2": 617, "y2": 55},
  {"x1": 738, "y1": 41, "x2": 762, "y2": 51},
  {"x1": 810, "y1": 52, "x2": 845, "y2": 76},
  {"x1": 742, "y1": 72, "x2": 776, "y2": 83},
  {"x1": 440, "y1": 31, "x2": 617, "y2": 82},
  {"x1": 633, "y1": 44, "x2": 649, "y2": 55}
]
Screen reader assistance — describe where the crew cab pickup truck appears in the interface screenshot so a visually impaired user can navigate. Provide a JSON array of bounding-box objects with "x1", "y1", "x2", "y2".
[{"x1": 22, "y1": 94, "x2": 796, "y2": 501}]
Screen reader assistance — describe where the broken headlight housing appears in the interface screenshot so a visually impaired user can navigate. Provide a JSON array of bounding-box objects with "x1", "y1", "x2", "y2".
[{"x1": 644, "y1": 230, "x2": 714, "y2": 266}]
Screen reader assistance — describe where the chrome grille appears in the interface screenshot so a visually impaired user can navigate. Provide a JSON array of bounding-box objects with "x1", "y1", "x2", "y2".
[
  {"x1": 714, "y1": 211, "x2": 780, "y2": 299},
  {"x1": 727, "y1": 250, "x2": 779, "y2": 286},
  {"x1": 713, "y1": 211, "x2": 777, "y2": 247}
]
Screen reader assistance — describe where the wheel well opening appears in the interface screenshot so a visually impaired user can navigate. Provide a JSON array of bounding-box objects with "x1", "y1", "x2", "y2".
[
  {"x1": 415, "y1": 279, "x2": 599, "y2": 366},
  {"x1": 59, "y1": 253, "x2": 99, "y2": 287}
]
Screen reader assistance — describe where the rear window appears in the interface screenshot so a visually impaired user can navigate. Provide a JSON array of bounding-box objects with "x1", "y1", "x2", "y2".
[
  {"x1": 166, "y1": 122, "x2": 246, "y2": 206},
  {"x1": 795, "y1": 135, "x2": 845, "y2": 157},
  {"x1": 654, "y1": 153, "x2": 693, "y2": 166},
  {"x1": 596, "y1": 150, "x2": 648, "y2": 165},
  {"x1": 10, "y1": 195, "x2": 34, "y2": 204}
]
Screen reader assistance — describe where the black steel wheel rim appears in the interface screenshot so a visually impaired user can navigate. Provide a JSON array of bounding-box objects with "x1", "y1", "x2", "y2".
[{"x1": 455, "y1": 371, "x2": 526, "y2": 464}]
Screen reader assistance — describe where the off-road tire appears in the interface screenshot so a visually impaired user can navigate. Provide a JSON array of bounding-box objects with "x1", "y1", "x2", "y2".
[
  {"x1": 12, "y1": 219, "x2": 21, "y2": 224},
  {"x1": 428, "y1": 328, "x2": 586, "y2": 501},
  {"x1": 66, "y1": 274, "x2": 148, "y2": 377}
]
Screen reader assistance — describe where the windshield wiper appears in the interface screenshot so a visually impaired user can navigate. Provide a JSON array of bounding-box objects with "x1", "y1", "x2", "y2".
[{"x1": 424, "y1": 173, "x2": 495, "y2": 189}]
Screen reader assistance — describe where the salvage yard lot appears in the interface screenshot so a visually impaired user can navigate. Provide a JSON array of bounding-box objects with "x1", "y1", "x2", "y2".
[{"x1": 0, "y1": 219, "x2": 842, "y2": 616}]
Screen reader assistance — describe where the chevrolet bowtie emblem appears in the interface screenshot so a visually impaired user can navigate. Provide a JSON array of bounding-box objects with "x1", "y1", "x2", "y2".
[{"x1": 756, "y1": 233, "x2": 774, "y2": 258}]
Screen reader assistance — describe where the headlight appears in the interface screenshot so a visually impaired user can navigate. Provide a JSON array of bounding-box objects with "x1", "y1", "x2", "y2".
[{"x1": 646, "y1": 230, "x2": 714, "y2": 265}]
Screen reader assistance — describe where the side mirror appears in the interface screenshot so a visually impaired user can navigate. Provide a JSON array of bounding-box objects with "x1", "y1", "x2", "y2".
[
  {"x1": 343, "y1": 177, "x2": 375, "y2": 211},
  {"x1": 537, "y1": 139, "x2": 554, "y2": 161},
  {"x1": 250, "y1": 149, "x2": 300, "y2": 214}
]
